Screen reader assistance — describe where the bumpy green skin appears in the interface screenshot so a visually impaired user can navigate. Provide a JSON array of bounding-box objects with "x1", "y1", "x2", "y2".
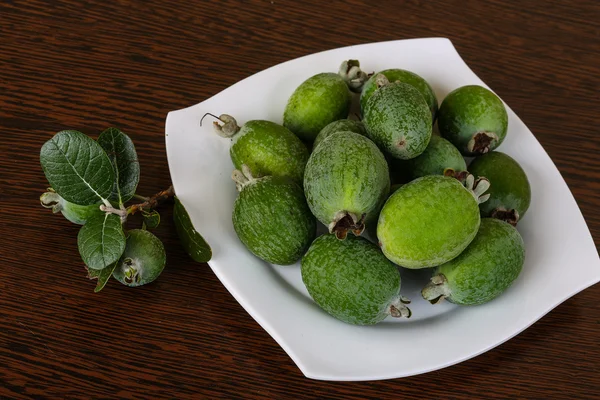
[
  {"x1": 361, "y1": 69, "x2": 438, "y2": 121},
  {"x1": 304, "y1": 131, "x2": 390, "y2": 227},
  {"x1": 233, "y1": 176, "x2": 316, "y2": 265},
  {"x1": 313, "y1": 120, "x2": 366, "y2": 150},
  {"x1": 377, "y1": 175, "x2": 480, "y2": 269},
  {"x1": 468, "y1": 151, "x2": 531, "y2": 219},
  {"x1": 113, "y1": 229, "x2": 166, "y2": 287},
  {"x1": 405, "y1": 135, "x2": 467, "y2": 179},
  {"x1": 230, "y1": 120, "x2": 309, "y2": 183},
  {"x1": 363, "y1": 82, "x2": 432, "y2": 160},
  {"x1": 435, "y1": 218, "x2": 525, "y2": 305},
  {"x1": 301, "y1": 234, "x2": 401, "y2": 325},
  {"x1": 60, "y1": 199, "x2": 103, "y2": 225},
  {"x1": 438, "y1": 85, "x2": 508, "y2": 156},
  {"x1": 283, "y1": 73, "x2": 352, "y2": 141}
]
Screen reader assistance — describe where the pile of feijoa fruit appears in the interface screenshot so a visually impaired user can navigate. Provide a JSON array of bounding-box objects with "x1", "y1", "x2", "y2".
[{"x1": 208, "y1": 59, "x2": 531, "y2": 326}]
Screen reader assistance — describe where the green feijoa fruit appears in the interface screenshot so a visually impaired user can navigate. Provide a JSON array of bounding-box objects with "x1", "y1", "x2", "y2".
[
  {"x1": 113, "y1": 229, "x2": 166, "y2": 287},
  {"x1": 422, "y1": 218, "x2": 525, "y2": 305},
  {"x1": 313, "y1": 119, "x2": 366, "y2": 150},
  {"x1": 206, "y1": 114, "x2": 309, "y2": 184},
  {"x1": 378, "y1": 174, "x2": 489, "y2": 269},
  {"x1": 438, "y1": 85, "x2": 508, "y2": 156},
  {"x1": 405, "y1": 135, "x2": 467, "y2": 179},
  {"x1": 360, "y1": 68, "x2": 438, "y2": 121},
  {"x1": 468, "y1": 151, "x2": 531, "y2": 225},
  {"x1": 283, "y1": 73, "x2": 352, "y2": 141},
  {"x1": 40, "y1": 190, "x2": 103, "y2": 225},
  {"x1": 363, "y1": 80, "x2": 432, "y2": 160},
  {"x1": 303, "y1": 131, "x2": 390, "y2": 239},
  {"x1": 301, "y1": 234, "x2": 411, "y2": 325},
  {"x1": 230, "y1": 120, "x2": 309, "y2": 183},
  {"x1": 232, "y1": 170, "x2": 316, "y2": 265}
]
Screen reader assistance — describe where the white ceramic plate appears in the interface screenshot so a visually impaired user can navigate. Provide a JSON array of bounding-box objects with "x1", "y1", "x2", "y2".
[{"x1": 165, "y1": 38, "x2": 600, "y2": 381}]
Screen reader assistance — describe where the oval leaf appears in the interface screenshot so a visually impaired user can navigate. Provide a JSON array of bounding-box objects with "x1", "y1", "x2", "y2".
[
  {"x1": 78, "y1": 213, "x2": 126, "y2": 270},
  {"x1": 97, "y1": 128, "x2": 140, "y2": 204},
  {"x1": 173, "y1": 196, "x2": 211, "y2": 263},
  {"x1": 40, "y1": 130, "x2": 115, "y2": 205},
  {"x1": 87, "y1": 262, "x2": 117, "y2": 293}
]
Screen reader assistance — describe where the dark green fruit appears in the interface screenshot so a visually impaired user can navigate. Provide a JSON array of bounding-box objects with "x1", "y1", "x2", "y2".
[
  {"x1": 422, "y1": 218, "x2": 525, "y2": 305},
  {"x1": 404, "y1": 135, "x2": 467, "y2": 180},
  {"x1": 378, "y1": 174, "x2": 489, "y2": 268},
  {"x1": 302, "y1": 234, "x2": 410, "y2": 325},
  {"x1": 468, "y1": 151, "x2": 531, "y2": 225},
  {"x1": 283, "y1": 73, "x2": 352, "y2": 141},
  {"x1": 232, "y1": 168, "x2": 316, "y2": 265},
  {"x1": 40, "y1": 189, "x2": 103, "y2": 225},
  {"x1": 438, "y1": 85, "x2": 508, "y2": 156},
  {"x1": 363, "y1": 79, "x2": 432, "y2": 160},
  {"x1": 313, "y1": 119, "x2": 365, "y2": 150},
  {"x1": 360, "y1": 68, "x2": 438, "y2": 121},
  {"x1": 113, "y1": 229, "x2": 166, "y2": 287},
  {"x1": 304, "y1": 131, "x2": 390, "y2": 239},
  {"x1": 207, "y1": 115, "x2": 309, "y2": 183}
]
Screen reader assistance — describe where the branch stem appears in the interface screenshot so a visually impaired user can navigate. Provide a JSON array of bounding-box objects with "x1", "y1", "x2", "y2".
[{"x1": 127, "y1": 185, "x2": 175, "y2": 215}]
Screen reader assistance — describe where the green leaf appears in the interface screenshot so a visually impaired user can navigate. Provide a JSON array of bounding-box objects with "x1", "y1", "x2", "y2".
[
  {"x1": 97, "y1": 127, "x2": 140, "y2": 204},
  {"x1": 40, "y1": 130, "x2": 115, "y2": 205},
  {"x1": 78, "y1": 213, "x2": 126, "y2": 270},
  {"x1": 173, "y1": 196, "x2": 212, "y2": 262},
  {"x1": 142, "y1": 209, "x2": 160, "y2": 229},
  {"x1": 87, "y1": 262, "x2": 118, "y2": 292}
]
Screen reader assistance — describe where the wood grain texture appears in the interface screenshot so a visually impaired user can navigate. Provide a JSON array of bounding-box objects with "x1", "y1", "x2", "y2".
[{"x1": 1, "y1": 0, "x2": 600, "y2": 398}]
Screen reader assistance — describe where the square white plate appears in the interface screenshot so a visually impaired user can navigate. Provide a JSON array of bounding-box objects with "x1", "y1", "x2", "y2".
[{"x1": 165, "y1": 38, "x2": 600, "y2": 381}]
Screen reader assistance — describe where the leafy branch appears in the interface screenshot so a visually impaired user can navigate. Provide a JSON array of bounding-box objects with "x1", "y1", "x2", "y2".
[
  {"x1": 100, "y1": 185, "x2": 175, "y2": 221},
  {"x1": 40, "y1": 128, "x2": 211, "y2": 292}
]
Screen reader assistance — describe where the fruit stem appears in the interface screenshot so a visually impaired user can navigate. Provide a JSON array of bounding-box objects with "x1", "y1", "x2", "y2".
[
  {"x1": 387, "y1": 296, "x2": 412, "y2": 318},
  {"x1": 421, "y1": 274, "x2": 451, "y2": 304},
  {"x1": 467, "y1": 131, "x2": 498, "y2": 154},
  {"x1": 338, "y1": 60, "x2": 368, "y2": 92},
  {"x1": 491, "y1": 207, "x2": 520, "y2": 226},
  {"x1": 40, "y1": 189, "x2": 62, "y2": 213},
  {"x1": 231, "y1": 164, "x2": 256, "y2": 192},
  {"x1": 462, "y1": 173, "x2": 491, "y2": 204},
  {"x1": 443, "y1": 168, "x2": 469, "y2": 182},
  {"x1": 200, "y1": 113, "x2": 240, "y2": 138},
  {"x1": 374, "y1": 73, "x2": 390, "y2": 88},
  {"x1": 328, "y1": 211, "x2": 366, "y2": 239}
]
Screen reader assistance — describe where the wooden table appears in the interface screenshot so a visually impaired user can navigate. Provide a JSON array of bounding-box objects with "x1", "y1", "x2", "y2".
[{"x1": 2, "y1": 1, "x2": 599, "y2": 398}]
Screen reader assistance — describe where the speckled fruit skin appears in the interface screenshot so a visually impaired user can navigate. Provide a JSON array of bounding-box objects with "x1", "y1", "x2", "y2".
[
  {"x1": 406, "y1": 135, "x2": 467, "y2": 179},
  {"x1": 283, "y1": 73, "x2": 352, "y2": 141},
  {"x1": 313, "y1": 119, "x2": 365, "y2": 150},
  {"x1": 301, "y1": 234, "x2": 401, "y2": 325},
  {"x1": 230, "y1": 120, "x2": 309, "y2": 183},
  {"x1": 363, "y1": 82, "x2": 432, "y2": 160},
  {"x1": 113, "y1": 229, "x2": 166, "y2": 287},
  {"x1": 303, "y1": 131, "x2": 390, "y2": 227},
  {"x1": 360, "y1": 69, "x2": 438, "y2": 121},
  {"x1": 468, "y1": 151, "x2": 531, "y2": 219},
  {"x1": 438, "y1": 85, "x2": 508, "y2": 156},
  {"x1": 233, "y1": 176, "x2": 316, "y2": 265},
  {"x1": 434, "y1": 218, "x2": 525, "y2": 305},
  {"x1": 377, "y1": 175, "x2": 480, "y2": 269}
]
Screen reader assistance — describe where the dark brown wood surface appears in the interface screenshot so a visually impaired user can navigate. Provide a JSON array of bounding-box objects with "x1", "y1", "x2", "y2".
[{"x1": 1, "y1": 0, "x2": 600, "y2": 398}]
